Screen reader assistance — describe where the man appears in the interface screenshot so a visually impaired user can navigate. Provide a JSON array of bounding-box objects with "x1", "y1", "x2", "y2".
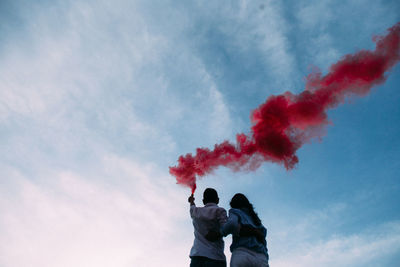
[{"x1": 188, "y1": 188, "x2": 227, "y2": 267}]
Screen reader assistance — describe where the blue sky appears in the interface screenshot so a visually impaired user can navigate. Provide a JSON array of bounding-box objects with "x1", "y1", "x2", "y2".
[{"x1": 0, "y1": 0, "x2": 399, "y2": 266}]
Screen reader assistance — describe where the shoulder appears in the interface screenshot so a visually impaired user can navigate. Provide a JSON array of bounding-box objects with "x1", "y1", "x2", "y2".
[
  {"x1": 229, "y1": 208, "x2": 254, "y2": 223},
  {"x1": 216, "y1": 206, "x2": 227, "y2": 216},
  {"x1": 216, "y1": 206, "x2": 227, "y2": 212},
  {"x1": 204, "y1": 203, "x2": 225, "y2": 212},
  {"x1": 209, "y1": 205, "x2": 227, "y2": 217},
  {"x1": 228, "y1": 209, "x2": 243, "y2": 220},
  {"x1": 190, "y1": 204, "x2": 201, "y2": 217},
  {"x1": 228, "y1": 208, "x2": 242, "y2": 216}
]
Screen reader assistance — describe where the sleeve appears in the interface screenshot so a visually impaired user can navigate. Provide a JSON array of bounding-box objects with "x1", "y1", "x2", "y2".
[
  {"x1": 262, "y1": 226, "x2": 267, "y2": 238},
  {"x1": 217, "y1": 208, "x2": 228, "y2": 226},
  {"x1": 220, "y1": 212, "x2": 240, "y2": 237},
  {"x1": 190, "y1": 203, "x2": 198, "y2": 218}
]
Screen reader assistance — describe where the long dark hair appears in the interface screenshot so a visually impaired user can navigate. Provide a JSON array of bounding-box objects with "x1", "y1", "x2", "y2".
[{"x1": 230, "y1": 193, "x2": 262, "y2": 226}]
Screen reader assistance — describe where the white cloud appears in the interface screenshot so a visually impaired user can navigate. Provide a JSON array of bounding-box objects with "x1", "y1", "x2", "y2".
[
  {"x1": 1, "y1": 1, "x2": 399, "y2": 266},
  {"x1": 209, "y1": 84, "x2": 232, "y2": 140},
  {"x1": 272, "y1": 221, "x2": 400, "y2": 267},
  {"x1": 295, "y1": 0, "x2": 340, "y2": 69},
  {"x1": 0, "y1": 4, "x2": 235, "y2": 265},
  {"x1": 264, "y1": 201, "x2": 400, "y2": 267},
  {"x1": 0, "y1": 154, "x2": 192, "y2": 267},
  {"x1": 296, "y1": 0, "x2": 333, "y2": 31},
  {"x1": 200, "y1": 0, "x2": 299, "y2": 91},
  {"x1": 0, "y1": 0, "x2": 236, "y2": 157},
  {"x1": 252, "y1": 0, "x2": 298, "y2": 90},
  {"x1": 294, "y1": 0, "x2": 398, "y2": 71}
]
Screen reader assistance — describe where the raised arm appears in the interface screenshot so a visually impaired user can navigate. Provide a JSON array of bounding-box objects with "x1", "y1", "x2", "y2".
[
  {"x1": 188, "y1": 194, "x2": 195, "y2": 205},
  {"x1": 188, "y1": 194, "x2": 199, "y2": 218}
]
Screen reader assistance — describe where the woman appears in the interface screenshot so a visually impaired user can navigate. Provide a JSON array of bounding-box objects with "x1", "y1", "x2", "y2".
[{"x1": 221, "y1": 193, "x2": 269, "y2": 267}]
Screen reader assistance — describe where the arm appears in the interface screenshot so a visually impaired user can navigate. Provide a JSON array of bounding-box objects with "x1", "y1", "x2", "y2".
[
  {"x1": 216, "y1": 208, "x2": 228, "y2": 226},
  {"x1": 188, "y1": 194, "x2": 197, "y2": 218},
  {"x1": 239, "y1": 225, "x2": 266, "y2": 245},
  {"x1": 205, "y1": 208, "x2": 228, "y2": 242},
  {"x1": 220, "y1": 212, "x2": 240, "y2": 237},
  {"x1": 188, "y1": 194, "x2": 195, "y2": 205}
]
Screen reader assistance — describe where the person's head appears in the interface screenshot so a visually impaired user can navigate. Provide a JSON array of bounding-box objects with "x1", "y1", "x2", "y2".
[
  {"x1": 203, "y1": 188, "x2": 219, "y2": 205},
  {"x1": 230, "y1": 193, "x2": 250, "y2": 209},
  {"x1": 230, "y1": 193, "x2": 262, "y2": 226}
]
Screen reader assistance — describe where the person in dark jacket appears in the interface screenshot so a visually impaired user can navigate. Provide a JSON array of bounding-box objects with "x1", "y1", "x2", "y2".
[{"x1": 211, "y1": 193, "x2": 269, "y2": 267}]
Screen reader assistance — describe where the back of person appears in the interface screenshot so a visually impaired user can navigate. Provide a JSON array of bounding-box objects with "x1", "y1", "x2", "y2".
[
  {"x1": 229, "y1": 208, "x2": 268, "y2": 256},
  {"x1": 221, "y1": 193, "x2": 269, "y2": 267},
  {"x1": 189, "y1": 188, "x2": 227, "y2": 267},
  {"x1": 229, "y1": 208, "x2": 269, "y2": 267}
]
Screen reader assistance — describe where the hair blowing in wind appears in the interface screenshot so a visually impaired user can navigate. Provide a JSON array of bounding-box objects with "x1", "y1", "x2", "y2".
[{"x1": 170, "y1": 23, "x2": 400, "y2": 193}]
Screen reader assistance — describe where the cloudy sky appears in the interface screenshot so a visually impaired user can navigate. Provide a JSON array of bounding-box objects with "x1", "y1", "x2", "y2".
[{"x1": 1, "y1": 0, "x2": 399, "y2": 266}]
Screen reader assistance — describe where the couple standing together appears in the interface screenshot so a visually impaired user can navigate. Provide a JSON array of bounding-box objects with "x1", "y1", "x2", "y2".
[{"x1": 188, "y1": 188, "x2": 269, "y2": 267}]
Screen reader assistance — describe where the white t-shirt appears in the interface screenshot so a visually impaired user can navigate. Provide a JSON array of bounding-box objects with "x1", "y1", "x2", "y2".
[{"x1": 189, "y1": 203, "x2": 227, "y2": 261}]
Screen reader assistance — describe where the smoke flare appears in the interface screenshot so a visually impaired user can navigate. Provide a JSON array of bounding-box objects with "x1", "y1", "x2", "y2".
[{"x1": 170, "y1": 23, "x2": 400, "y2": 193}]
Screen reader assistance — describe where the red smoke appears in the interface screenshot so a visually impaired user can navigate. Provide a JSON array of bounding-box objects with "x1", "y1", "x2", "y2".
[{"x1": 170, "y1": 22, "x2": 400, "y2": 193}]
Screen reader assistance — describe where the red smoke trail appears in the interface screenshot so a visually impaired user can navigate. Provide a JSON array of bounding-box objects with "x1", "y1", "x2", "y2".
[{"x1": 170, "y1": 22, "x2": 400, "y2": 193}]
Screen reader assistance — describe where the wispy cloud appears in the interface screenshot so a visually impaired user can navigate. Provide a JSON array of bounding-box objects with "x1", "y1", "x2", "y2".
[
  {"x1": 294, "y1": 0, "x2": 398, "y2": 71},
  {"x1": 0, "y1": 154, "x2": 192, "y2": 267},
  {"x1": 0, "y1": 1, "x2": 235, "y2": 265},
  {"x1": 1, "y1": 0, "x2": 399, "y2": 266},
  {"x1": 188, "y1": 0, "x2": 299, "y2": 92},
  {"x1": 273, "y1": 220, "x2": 400, "y2": 267}
]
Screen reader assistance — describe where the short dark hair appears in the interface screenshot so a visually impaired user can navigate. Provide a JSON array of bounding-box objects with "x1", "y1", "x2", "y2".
[{"x1": 203, "y1": 188, "x2": 218, "y2": 204}]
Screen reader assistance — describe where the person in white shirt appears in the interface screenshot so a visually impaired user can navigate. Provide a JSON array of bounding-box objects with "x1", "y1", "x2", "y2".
[{"x1": 189, "y1": 188, "x2": 228, "y2": 267}]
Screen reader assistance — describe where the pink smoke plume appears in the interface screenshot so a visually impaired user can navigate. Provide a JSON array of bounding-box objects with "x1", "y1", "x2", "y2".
[{"x1": 170, "y1": 22, "x2": 400, "y2": 193}]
